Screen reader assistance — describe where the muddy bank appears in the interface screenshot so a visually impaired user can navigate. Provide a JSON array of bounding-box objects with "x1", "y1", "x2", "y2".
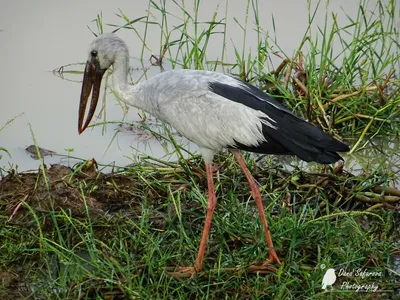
[
  {"x1": 0, "y1": 160, "x2": 399, "y2": 297},
  {"x1": 1, "y1": 160, "x2": 399, "y2": 226}
]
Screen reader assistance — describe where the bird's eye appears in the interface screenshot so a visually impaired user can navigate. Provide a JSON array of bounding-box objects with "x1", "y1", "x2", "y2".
[{"x1": 91, "y1": 50, "x2": 98, "y2": 57}]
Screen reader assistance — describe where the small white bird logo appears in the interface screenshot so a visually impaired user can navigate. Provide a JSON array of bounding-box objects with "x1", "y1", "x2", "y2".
[{"x1": 321, "y1": 268, "x2": 337, "y2": 289}]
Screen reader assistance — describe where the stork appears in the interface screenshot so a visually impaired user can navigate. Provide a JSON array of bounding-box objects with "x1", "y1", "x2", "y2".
[{"x1": 78, "y1": 33, "x2": 349, "y2": 277}]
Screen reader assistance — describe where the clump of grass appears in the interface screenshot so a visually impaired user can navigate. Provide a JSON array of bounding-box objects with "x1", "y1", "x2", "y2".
[{"x1": 0, "y1": 150, "x2": 399, "y2": 298}]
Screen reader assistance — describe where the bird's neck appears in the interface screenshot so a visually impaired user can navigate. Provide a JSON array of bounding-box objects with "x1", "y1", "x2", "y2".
[{"x1": 111, "y1": 54, "x2": 149, "y2": 112}]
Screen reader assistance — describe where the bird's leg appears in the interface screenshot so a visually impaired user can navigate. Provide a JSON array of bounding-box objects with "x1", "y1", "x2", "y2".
[
  {"x1": 170, "y1": 163, "x2": 216, "y2": 278},
  {"x1": 194, "y1": 163, "x2": 216, "y2": 271},
  {"x1": 230, "y1": 150, "x2": 281, "y2": 266}
]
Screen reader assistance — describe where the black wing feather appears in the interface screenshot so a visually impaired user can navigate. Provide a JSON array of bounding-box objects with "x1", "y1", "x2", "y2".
[{"x1": 208, "y1": 78, "x2": 349, "y2": 164}]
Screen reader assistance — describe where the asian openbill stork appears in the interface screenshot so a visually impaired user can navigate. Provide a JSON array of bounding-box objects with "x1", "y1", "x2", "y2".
[{"x1": 78, "y1": 33, "x2": 349, "y2": 277}]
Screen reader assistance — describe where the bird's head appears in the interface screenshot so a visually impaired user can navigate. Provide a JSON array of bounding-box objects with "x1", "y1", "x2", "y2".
[{"x1": 78, "y1": 33, "x2": 129, "y2": 134}]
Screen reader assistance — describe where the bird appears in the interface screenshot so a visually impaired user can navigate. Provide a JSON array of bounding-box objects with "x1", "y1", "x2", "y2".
[
  {"x1": 321, "y1": 268, "x2": 337, "y2": 289},
  {"x1": 78, "y1": 33, "x2": 350, "y2": 277}
]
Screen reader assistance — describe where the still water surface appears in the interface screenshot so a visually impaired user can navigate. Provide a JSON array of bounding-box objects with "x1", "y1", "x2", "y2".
[{"x1": 0, "y1": 0, "x2": 398, "y2": 183}]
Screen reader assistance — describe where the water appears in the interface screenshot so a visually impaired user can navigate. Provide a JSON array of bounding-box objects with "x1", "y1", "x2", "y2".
[{"x1": 0, "y1": 0, "x2": 398, "y2": 179}]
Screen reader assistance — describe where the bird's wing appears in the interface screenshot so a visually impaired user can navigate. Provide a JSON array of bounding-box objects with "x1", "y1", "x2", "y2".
[
  {"x1": 208, "y1": 77, "x2": 349, "y2": 163},
  {"x1": 209, "y1": 76, "x2": 299, "y2": 118}
]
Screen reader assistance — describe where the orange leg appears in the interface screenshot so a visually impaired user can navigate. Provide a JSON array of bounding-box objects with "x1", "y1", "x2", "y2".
[
  {"x1": 193, "y1": 163, "x2": 216, "y2": 271},
  {"x1": 171, "y1": 163, "x2": 216, "y2": 278},
  {"x1": 231, "y1": 149, "x2": 281, "y2": 265}
]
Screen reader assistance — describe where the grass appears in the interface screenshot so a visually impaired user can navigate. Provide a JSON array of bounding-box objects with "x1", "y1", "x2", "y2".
[
  {"x1": 0, "y1": 114, "x2": 24, "y2": 162},
  {"x1": 2, "y1": 0, "x2": 400, "y2": 298},
  {"x1": 0, "y1": 152, "x2": 399, "y2": 298}
]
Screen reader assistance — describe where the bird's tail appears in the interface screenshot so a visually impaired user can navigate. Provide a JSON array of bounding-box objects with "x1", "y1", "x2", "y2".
[{"x1": 261, "y1": 111, "x2": 350, "y2": 164}]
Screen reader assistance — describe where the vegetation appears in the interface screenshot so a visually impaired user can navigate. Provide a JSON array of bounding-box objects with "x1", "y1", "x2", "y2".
[
  {"x1": 0, "y1": 116, "x2": 21, "y2": 162},
  {"x1": 1, "y1": 0, "x2": 399, "y2": 298}
]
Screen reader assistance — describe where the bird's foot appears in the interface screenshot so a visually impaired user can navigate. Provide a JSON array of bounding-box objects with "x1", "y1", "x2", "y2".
[
  {"x1": 247, "y1": 250, "x2": 281, "y2": 274},
  {"x1": 247, "y1": 263, "x2": 278, "y2": 274},
  {"x1": 264, "y1": 249, "x2": 281, "y2": 266},
  {"x1": 166, "y1": 266, "x2": 197, "y2": 279}
]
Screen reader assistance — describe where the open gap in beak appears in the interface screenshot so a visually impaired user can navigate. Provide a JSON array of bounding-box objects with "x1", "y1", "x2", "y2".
[{"x1": 78, "y1": 60, "x2": 106, "y2": 134}]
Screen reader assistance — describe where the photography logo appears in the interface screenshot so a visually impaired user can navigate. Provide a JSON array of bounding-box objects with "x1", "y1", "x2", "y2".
[
  {"x1": 319, "y1": 264, "x2": 393, "y2": 293},
  {"x1": 321, "y1": 268, "x2": 337, "y2": 290}
]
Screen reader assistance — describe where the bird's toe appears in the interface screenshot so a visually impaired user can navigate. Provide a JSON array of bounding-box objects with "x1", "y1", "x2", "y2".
[{"x1": 166, "y1": 266, "x2": 197, "y2": 279}]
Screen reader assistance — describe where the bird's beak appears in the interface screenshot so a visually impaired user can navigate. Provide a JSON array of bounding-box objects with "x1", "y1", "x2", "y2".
[{"x1": 78, "y1": 58, "x2": 107, "y2": 134}]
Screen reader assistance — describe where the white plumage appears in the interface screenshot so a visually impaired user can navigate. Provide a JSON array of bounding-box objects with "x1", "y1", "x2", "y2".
[
  {"x1": 103, "y1": 62, "x2": 279, "y2": 162},
  {"x1": 146, "y1": 70, "x2": 277, "y2": 157},
  {"x1": 78, "y1": 33, "x2": 349, "y2": 277}
]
